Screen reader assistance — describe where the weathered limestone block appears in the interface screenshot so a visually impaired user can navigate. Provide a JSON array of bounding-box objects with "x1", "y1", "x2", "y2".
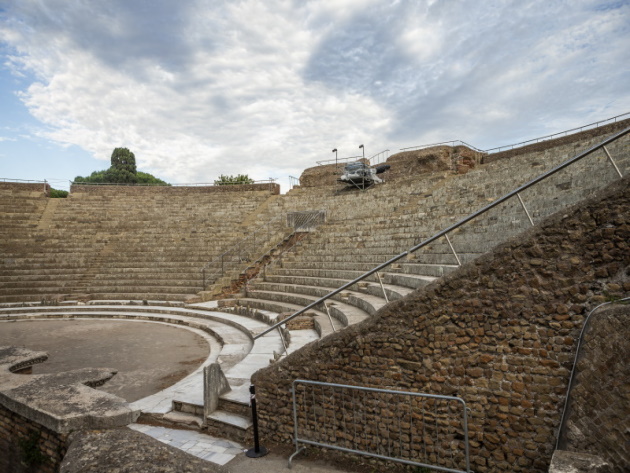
[
  {"x1": 0, "y1": 346, "x2": 139, "y2": 433},
  {"x1": 549, "y1": 450, "x2": 612, "y2": 473}
]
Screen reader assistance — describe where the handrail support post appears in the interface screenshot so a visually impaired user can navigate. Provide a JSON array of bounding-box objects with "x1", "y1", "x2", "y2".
[
  {"x1": 375, "y1": 272, "x2": 389, "y2": 303},
  {"x1": 444, "y1": 233, "x2": 462, "y2": 266},
  {"x1": 602, "y1": 145, "x2": 623, "y2": 178},
  {"x1": 516, "y1": 192, "x2": 535, "y2": 226}
]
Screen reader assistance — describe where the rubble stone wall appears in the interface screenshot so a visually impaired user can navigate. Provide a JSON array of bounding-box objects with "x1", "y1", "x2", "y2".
[
  {"x1": 253, "y1": 175, "x2": 630, "y2": 473},
  {"x1": 0, "y1": 402, "x2": 68, "y2": 473}
]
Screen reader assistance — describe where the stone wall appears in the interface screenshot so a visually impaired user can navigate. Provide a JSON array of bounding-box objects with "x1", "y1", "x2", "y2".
[
  {"x1": 252, "y1": 175, "x2": 630, "y2": 473},
  {"x1": 0, "y1": 182, "x2": 50, "y2": 195},
  {"x1": 70, "y1": 182, "x2": 280, "y2": 195},
  {"x1": 559, "y1": 304, "x2": 629, "y2": 472},
  {"x1": 298, "y1": 145, "x2": 482, "y2": 187},
  {"x1": 0, "y1": 402, "x2": 68, "y2": 473}
]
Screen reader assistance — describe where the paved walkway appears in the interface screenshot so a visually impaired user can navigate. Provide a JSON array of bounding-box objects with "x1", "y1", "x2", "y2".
[
  {"x1": 129, "y1": 423, "x2": 358, "y2": 472},
  {"x1": 129, "y1": 423, "x2": 244, "y2": 466}
]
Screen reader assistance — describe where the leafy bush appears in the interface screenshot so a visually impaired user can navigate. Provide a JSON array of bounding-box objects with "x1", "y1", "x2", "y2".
[
  {"x1": 48, "y1": 188, "x2": 69, "y2": 198},
  {"x1": 74, "y1": 148, "x2": 168, "y2": 185},
  {"x1": 214, "y1": 174, "x2": 255, "y2": 185}
]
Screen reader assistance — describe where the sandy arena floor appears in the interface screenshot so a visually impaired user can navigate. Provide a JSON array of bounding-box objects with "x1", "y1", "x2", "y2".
[{"x1": 0, "y1": 318, "x2": 210, "y2": 402}]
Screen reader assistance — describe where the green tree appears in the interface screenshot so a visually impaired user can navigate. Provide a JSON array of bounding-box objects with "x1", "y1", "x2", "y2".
[
  {"x1": 48, "y1": 188, "x2": 69, "y2": 198},
  {"x1": 214, "y1": 174, "x2": 255, "y2": 185},
  {"x1": 74, "y1": 148, "x2": 168, "y2": 185}
]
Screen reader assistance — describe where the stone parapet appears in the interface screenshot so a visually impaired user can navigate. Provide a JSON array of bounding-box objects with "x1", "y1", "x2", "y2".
[{"x1": 0, "y1": 181, "x2": 50, "y2": 195}]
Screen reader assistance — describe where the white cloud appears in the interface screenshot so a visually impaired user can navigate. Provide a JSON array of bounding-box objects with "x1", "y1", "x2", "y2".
[{"x1": 0, "y1": 0, "x2": 628, "y2": 189}]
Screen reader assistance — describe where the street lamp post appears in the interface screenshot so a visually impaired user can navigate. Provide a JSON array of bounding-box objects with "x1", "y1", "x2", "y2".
[{"x1": 332, "y1": 148, "x2": 338, "y2": 171}]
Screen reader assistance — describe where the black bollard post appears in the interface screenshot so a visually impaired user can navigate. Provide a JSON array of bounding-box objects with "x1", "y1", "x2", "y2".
[{"x1": 246, "y1": 384, "x2": 268, "y2": 458}]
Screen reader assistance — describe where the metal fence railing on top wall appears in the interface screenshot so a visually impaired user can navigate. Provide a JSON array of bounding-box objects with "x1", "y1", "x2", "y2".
[
  {"x1": 70, "y1": 178, "x2": 277, "y2": 188},
  {"x1": 316, "y1": 112, "x2": 629, "y2": 169}
]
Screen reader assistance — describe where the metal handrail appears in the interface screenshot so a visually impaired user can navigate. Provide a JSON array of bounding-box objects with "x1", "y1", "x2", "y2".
[
  {"x1": 401, "y1": 140, "x2": 485, "y2": 153},
  {"x1": 253, "y1": 125, "x2": 630, "y2": 340},
  {"x1": 367, "y1": 149, "x2": 390, "y2": 166},
  {"x1": 70, "y1": 179, "x2": 277, "y2": 187},
  {"x1": 316, "y1": 155, "x2": 363, "y2": 166},
  {"x1": 485, "y1": 112, "x2": 630, "y2": 153},
  {"x1": 0, "y1": 178, "x2": 48, "y2": 183},
  {"x1": 288, "y1": 176, "x2": 300, "y2": 189}
]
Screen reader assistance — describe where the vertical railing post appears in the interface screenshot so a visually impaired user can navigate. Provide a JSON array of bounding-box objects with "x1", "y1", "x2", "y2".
[
  {"x1": 375, "y1": 272, "x2": 389, "y2": 303},
  {"x1": 444, "y1": 233, "x2": 462, "y2": 266},
  {"x1": 516, "y1": 192, "x2": 535, "y2": 226},
  {"x1": 602, "y1": 145, "x2": 623, "y2": 178},
  {"x1": 246, "y1": 384, "x2": 268, "y2": 458}
]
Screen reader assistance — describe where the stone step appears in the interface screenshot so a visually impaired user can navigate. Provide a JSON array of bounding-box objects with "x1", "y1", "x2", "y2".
[
  {"x1": 240, "y1": 290, "x2": 371, "y2": 328},
  {"x1": 248, "y1": 281, "x2": 395, "y2": 313},
  {"x1": 224, "y1": 298, "x2": 339, "y2": 337},
  {"x1": 205, "y1": 410, "x2": 253, "y2": 444}
]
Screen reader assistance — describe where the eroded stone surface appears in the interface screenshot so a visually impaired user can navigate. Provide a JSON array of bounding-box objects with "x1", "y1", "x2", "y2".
[
  {"x1": 549, "y1": 450, "x2": 611, "y2": 473},
  {"x1": 60, "y1": 428, "x2": 220, "y2": 473},
  {"x1": 0, "y1": 345, "x2": 138, "y2": 433}
]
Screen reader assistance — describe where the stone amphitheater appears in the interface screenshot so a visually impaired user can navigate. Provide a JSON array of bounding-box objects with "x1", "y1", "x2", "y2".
[{"x1": 0, "y1": 118, "x2": 628, "y2": 473}]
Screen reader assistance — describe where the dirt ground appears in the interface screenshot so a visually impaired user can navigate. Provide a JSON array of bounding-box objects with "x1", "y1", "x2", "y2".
[{"x1": 0, "y1": 318, "x2": 210, "y2": 401}]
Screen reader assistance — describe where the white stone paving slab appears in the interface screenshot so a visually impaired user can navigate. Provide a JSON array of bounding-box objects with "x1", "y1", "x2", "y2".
[{"x1": 129, "y1": 424, "x2": 244, "y2": 466}]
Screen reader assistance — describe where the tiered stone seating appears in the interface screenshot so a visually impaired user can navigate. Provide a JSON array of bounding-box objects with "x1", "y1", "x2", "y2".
[
  {"x1": 0, "y1": 185, "x2": 275, "y2": 302},
  {"x1": 0, "y1": 183, "x2": 49, "y2": 230}
]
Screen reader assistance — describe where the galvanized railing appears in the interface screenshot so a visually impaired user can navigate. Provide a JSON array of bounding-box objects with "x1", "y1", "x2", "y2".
[
  {"x1": 254, "y1": 125, "x2": 629, "y2": 340},
  {"x1": 367, "y1": 149, "x2": 390, "y2": 166},
  {"x1": 401, "y1": 140, "x2": 485, "y2": 153},
  {"x1": 485, "y1": 112, "x2": 630, "y2": 153},
  {"x1": 288, "y1": 176, "x2": 300, "y2": 189},
  {"x1": 316, "y1": 155, "x2": 363, "y2": 166},
  {"x1": 0, "y1": 178, "x2": 48, "y2": 183},
  {"x1": 70, "y1": 178, "x2": 278, "y2": 191},
  {"x1": 286, "y1": 210, "x2": 326, "y2": 232},
  {"x1": 401, "y1": 112, "x2": 629, "y2": 155},
  {"x1": 289, "y1": 380, "x2": 471, "y2": 472}
]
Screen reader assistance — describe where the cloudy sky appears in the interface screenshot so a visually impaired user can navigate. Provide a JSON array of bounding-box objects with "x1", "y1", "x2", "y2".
[{"x1": 0, "y1": 0, "x2": 628, "y2": 191}]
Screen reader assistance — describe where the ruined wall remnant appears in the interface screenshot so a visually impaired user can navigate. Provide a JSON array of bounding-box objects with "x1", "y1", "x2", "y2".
[{"x1": 253, "y1": 175, "x2": 630, "y2": 473}]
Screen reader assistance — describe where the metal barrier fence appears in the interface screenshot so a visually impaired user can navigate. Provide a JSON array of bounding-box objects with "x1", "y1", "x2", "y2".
[
  {"x1": 290, "y1": 380, "x2": 471, "y2": 472},
  {"x1": 286, "y1": 210, "x2": 326, "y2": 231}
]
